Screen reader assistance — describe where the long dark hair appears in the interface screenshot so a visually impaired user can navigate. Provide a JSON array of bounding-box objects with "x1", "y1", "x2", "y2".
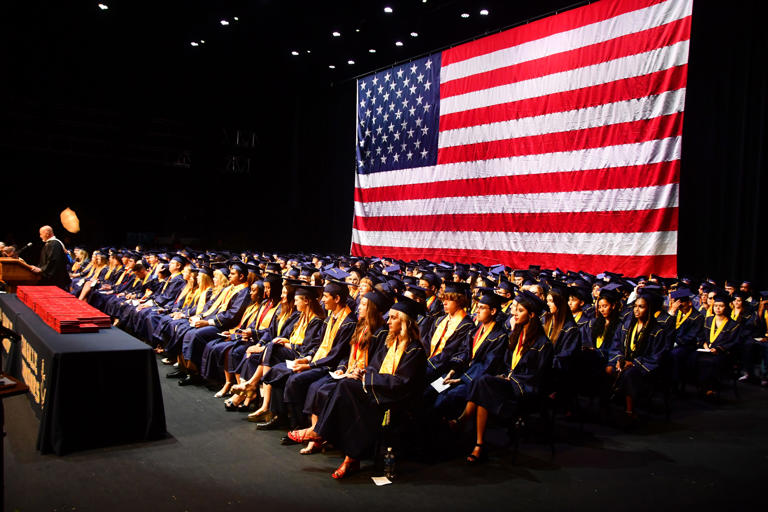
[
  {"x1": 625, "y1": 297, "x2": 657, "y2": 354},
  {"x1": 350, "y1": 300, "x2": 384, "y2": 351},
  {"x1": 591, "y1": 296, "x2": 620, "y2": 345},
  {"x1": 509, "y1": 309, "x2": 544, "y2": 352},
  {"x1": 543, "y1": 289, "x2": 574, "y2": 344}
]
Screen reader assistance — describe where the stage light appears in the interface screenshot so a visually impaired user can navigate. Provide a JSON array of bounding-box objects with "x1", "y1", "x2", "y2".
[
  {"x1": 220, "y1": 19, "x2": 230, "y2": 26},
  {"x1": 410, "y1": 32, "x2": 418, "y2": 37},
  {"x1": 329, "y1": 65, "x2": 336, "y2": 69},
  {"x1": 461, "y1": 13, "x2": 470, "y2": 18},
  {"x1": 200, "y1": 40, "x2": 205, "y2": 44},
  {"x1": 98, "y1": 3, "x2": 109, "y2": 10},
  {"x1": 234, "y1": 16, "x2": 239, "y2": 21},
  {"x1": 384, "y1": 6, "x2": 393, "y2": 13},
  {"x1": 332, "y1": 31, "x2": 341, "y2": 37},
  {"x1": 395, "y1": 41, "x2": 403, "y2": 46},
  {"x1": 369, "y1": 48, "x2": 376, "y2": 53},
  {"x1": 348, "y1": 59, "x2": 355, "y2": 65},
  {"x1": 480, "y1": 9, "x2": 489, "y2": 15},
  {"x1": 355, "y1": 28, "x2": 361, "y2": 32},
  {"x1": 306, "y1": 50, "x2": 311, "y2": 54},
  {"x1": 190, "y1": 41, "x2": 199, "y2": 47},
  {"x1": 291, "y1": 50, "x2": 300, "y2": 56}
]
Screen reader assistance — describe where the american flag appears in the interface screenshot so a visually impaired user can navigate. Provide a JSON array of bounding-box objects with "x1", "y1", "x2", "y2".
[{"x1": 351, "y1": 0, "x2": 691, "y2": 276}]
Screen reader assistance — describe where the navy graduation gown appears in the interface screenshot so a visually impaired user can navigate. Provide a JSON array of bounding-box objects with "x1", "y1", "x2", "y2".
[{"x1": 424, "y1": 313, "x2": 475, "y2": 383}]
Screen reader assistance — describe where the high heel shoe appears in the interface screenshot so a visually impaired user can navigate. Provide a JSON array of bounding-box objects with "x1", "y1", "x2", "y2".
[
  {"x1": 331, "y1": 459, "x2": 360, "y2": 479},
  {"x1": 300, "y1": 440, "x2": 325, "y2": 455},
  {"x1": 214, "y1": 383, "x2": 233, "y2": 398},
  {"x1": 466, "y1": 443, "x2": 486, "y2": 464}
]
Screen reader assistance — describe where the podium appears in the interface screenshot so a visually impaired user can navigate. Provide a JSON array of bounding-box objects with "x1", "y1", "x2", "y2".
[{"x1": 0, "y1": 258, "x2": 41, "y2": 293}]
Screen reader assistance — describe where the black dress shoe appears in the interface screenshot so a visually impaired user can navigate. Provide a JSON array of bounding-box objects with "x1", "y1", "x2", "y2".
[
  {"x1": 281, "y1": 435, "x2": 299, "y2": 445},
  {"x1": 166, "y1": 369, "x2": 187, "y2": 379},
  {"x1": 178, "y1": 373, "x2": 203, "y2": 386},
  {"x1": 255, "y1": 416, "x2": 282, "y2": 430}
]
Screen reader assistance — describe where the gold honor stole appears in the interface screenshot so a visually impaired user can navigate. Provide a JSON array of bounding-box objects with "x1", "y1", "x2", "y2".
[
  {"x1": 348, "y1": 326, "x2": 369, "y2": 370},
  {"x1": 236, "y1": 303, "x2": 261, "y2": 330},
  {"x1": 426, "y1": 295, "x2": 436, "y2": 310},
  {"x1": 630, "y1": 322, "x2": 640, "y2": 352},
  {"x1": 257, "y1": 303, "x2": 279, "y2": 330},
  {"x1": 675, "y1": 309, "x2": 692, "y2": 330},
  {"x1": 710, "y1": 318, "x2": 727, "y2": 343},
  {"x1": 276, "y1": 311, "x2": 290, "y2": 336},
  {"x1": 160, "y1": 272, "x2": 182, "y2": 294},
  {"x1": 115, "y1": 269, "x2": 130, "y2": 285},
  {"x1": 730, "y1": 310, "x2": 740, "y2": 321},
  {"x1": 472, "y1": 322, "x2": 495, "y2": 358},
  {"x1": 429, "y1": 313, "x2": 463, "y2": 358},
  {"x1": 510, "y1": 331, "x2": 525, "y2": 370},
  {"x1": 312, "y1": 307, "x2": 351, "y2": 362},
  {"x1": 202, "y1": 285, "x2": 233, "y2": 316},
  {"x1": 379, "y1": 337, "x2": 407, "y2": 375},
  {"x1": 573, "y1": 311, "x2": 582, "y2": 324},
  {"x1": 218, "y1": 283, "x2": 247, "y2": 312},
  {"x1": 289, "y1": 313, "x2": 316, "y2": 346}
]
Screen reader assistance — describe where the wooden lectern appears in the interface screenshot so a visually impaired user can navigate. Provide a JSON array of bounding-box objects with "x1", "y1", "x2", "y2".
[{"x1": 0, "y1": 258, "x2": 41, "y2": 293}]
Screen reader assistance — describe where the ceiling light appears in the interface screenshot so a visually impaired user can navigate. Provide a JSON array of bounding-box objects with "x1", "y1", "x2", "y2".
[
  {"x1": 233, "y1": 16, "x2": 239, "y2": 21},
  {"x1": 384, "y1": 6, "x2": 393, "y2": 13},
  {"x1": 200, "y1": 40, "x2": 205, "y2": 44},
  {"x1": 332, "y1": 31, "x2": 341, "y2": 37},
  {"x1": 291, "y1": 51, "x2": 299, "y2": 56},
  {"x1": 220, "y1": 19, "x2": 230, "y2": 26},
  {"x1": 329, "y1": 65, "x2": 336, "y2": 69},
  {"x1": 395, "y1": 41, "x2": 403, "y2": 46},
  {"x1": 98, "y1": 3, "x2": 109, "y2": 10},
  {"x1": 190, "y1": 42, "x2": 199, "y2": 47},
  {"x1": 355, "y1": 28, "x2": 361, "y2": 33},
  {"x1": 461, "y1": 13, "x2": 470, "y2": 18},
  {"x1": 348, "y1": 60, "x2": 355, "y2": 65},
  {"x1": 479, "y1": 9, "x2": 489, "y2": 15},
  {"x1": 410, "y1": 32, "x2": 419, "y2": 37},
  {"x1": 369, "y1": 48, "x2": 376, "y2": 53},
  {"x1": 306, "y1": 50, "x2": 311, "y2": 54}
]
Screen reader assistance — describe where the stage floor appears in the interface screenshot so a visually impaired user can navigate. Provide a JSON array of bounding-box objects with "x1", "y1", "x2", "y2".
[{"x1": 4, "y1": 356, "x2": 768, "y2": 511}]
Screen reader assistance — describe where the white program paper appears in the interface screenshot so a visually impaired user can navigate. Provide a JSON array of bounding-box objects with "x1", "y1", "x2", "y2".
[{"x1": 431, "y1": 376, "x2": 451, "y2": 393}]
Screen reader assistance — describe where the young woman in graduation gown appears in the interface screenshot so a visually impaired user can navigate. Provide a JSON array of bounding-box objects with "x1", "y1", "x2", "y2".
[
  {"x1": 425, "y1": 291, "x2": 508, "y2": 420},
  {"x1": 312, "y1": 296, "x2": 427, "y2": 479},
  {"x1": 667, "y1": 288, "x2": 704, "y2": 387},
  {"x1": 578, "y1": 286, "x2": 622, "y2": 397},
  {"x1": 543, "y1": 287, "x2": 581, "y2": 406},
  {"x1": 695, "y1": 292, "x2": 742, "y2": 395},
  {"x1": 424, "y1": 282, "x2": 476, "y2": 384},
  {"x1": 285, "y1": 288, "x2": 391, "y2": 454},
  {"x1": 606, "y1": 292, "x2": 669, "y2": 417},
  {"x1": 450, "y1": 290, "x2": 553, "y2": 464}
]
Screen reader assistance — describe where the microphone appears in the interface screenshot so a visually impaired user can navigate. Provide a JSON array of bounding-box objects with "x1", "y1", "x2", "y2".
[{"x1": 18, "y1": 242, "x2": 34, "y2": 255}]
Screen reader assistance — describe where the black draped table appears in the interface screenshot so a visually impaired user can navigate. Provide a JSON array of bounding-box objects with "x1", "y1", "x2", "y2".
[{"x1": 0, "y1": 293, "x2": 166, "y2": 455}]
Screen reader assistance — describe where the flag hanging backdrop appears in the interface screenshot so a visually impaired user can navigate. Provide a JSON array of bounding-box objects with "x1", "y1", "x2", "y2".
[{"x1": 351, "y1": 0, "x2": 692, "y2": 276}]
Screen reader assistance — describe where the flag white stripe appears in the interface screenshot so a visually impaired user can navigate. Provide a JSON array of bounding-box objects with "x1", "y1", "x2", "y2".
[
  {"x1": 355, "y1": 184, "x2": 678, "y2": 218},
  {"x1": 438, "y1": 89, "x2": 686, "y2": 148},
  {"x1": 441, "y1": 0, "x2": 692, "y2": 83},
  {"x1": 439, "y1": 40, "x2": 689, "y2": 116},
  {"x1": 356, "y1": 137, "x2": 681, "y2": 190},
  {"x1": 352, "y1": 229, "x2": 678, "y2": 256}
]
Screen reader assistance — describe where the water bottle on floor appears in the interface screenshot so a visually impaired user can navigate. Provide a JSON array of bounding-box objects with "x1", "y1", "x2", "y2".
[{"x1": 383, "y1": 446, "x2": 396, "y2": 480}]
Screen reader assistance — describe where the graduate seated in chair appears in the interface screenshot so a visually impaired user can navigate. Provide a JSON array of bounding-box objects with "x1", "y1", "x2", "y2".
[
  {"x1": 695, "y1": 292, "x2": 742, "y2": 396},
  {"x1": 449, "y1": 290, "x2": 553, "y2": 464}
]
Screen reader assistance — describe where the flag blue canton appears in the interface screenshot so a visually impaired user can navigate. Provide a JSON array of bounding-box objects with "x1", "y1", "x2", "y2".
[{"x1": 356, "y1": 53, "x2": 441, "y2": 175}]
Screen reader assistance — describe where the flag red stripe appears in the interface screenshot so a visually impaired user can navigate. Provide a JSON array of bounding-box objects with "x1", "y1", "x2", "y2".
[
  {"x1": 439, "y1": 64, "x2": 688, "y2": 131},
  {"x1": 355, "y1": 160, "x2": 679, "y2": 203},
  {"x1": 350, "y1": 243, "x2": 677, "y2": 276},
  {"x1": 353, "y1": 207, "x2": 679, "y2": 234},
  {"x1": 441, "y1": 0, "x2": 668, "y2": 66},
  {"x1": 441, "y1": 16, "x2": 690, "y2": 99},
  {"x1": 437, "y1": 113, "x2": 683, "y2": 165}
]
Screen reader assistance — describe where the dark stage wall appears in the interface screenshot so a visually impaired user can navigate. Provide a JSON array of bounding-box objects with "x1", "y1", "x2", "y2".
[{"x1": 0, "y1": 1, "x2": 765, "y2": 284}]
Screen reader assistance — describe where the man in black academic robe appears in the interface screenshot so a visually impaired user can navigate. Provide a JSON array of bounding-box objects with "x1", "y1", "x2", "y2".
[{"x1": 31, "y1": 225, "x2": 71, "y2": 290}]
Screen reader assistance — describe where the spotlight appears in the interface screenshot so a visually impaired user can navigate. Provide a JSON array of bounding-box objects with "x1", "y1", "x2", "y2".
[
  {"x1": 395, "y1": 41, "x2": 403, "y2": 46},
  {"x1": 384, "y1": 6, "x2": 393, "y2": 13},
  {"x1": 306, "y1": 50, "x2": 311, "y2": 54},
  {"x1": 332, "y1": 31, "x2": 341, "y2": 37},
  {"x1": 348, "y1": 59, "x2": 355, "y2": 65},
  {"x1": 220, "y1": 19, "x2": 230, "y2": 26},
  {"x1": 410, "y1": 32, "x2": 418, "y2": 37},
  {"x1": 479, "y1": 9, "x2": 489, "y2": 15},
  {"x1": 291, "y1": 50, "x2": 299, "y2": 56},
  {"x1": 329, "y1": 65, "x2": 336, "y2": 69},
  {"x1": 98, "y1": 3, "x2": 109, "y2": 10},
  {"x1": 369, "y1": 48, "x2": 376, "y2": 53},
  {"x1": 233, "y1": 16, "x2": 239, "y2": 21},
  {"x1": 190, "y1": 42, "x2": 199, "y2": 47},
  {"x1": 200, "y1": 40, "x2": 205, "y2": 44},
  {"x1": 461, "y1": 13, "x2": 470, "y2": 18}
]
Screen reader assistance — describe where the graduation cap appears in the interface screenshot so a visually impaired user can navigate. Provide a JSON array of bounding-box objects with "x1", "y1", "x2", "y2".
[
  {"x1": 670, "y1": 288, "x2": 694, "y2": 301},
  {"x1": 324, "y1": 267, "x2": 351, "y2": 281},
  {"x1": 284, "y1": 267, "x2": 300, "y2": 278},
  {"x1": 732, "y1": 290, "x2": 750, "y2": 301},
  {"x1": 324, "y1": 278, "x2": 350, "y2": 298},
  {"x1": 497, "y1": 280, "x2": 516, "y2": 293},
  {"x1": 443, "y1": 281, "x2": 471, "y2": 296},
  {"x1": 434, "y1": 267, "x2": 453, "y2": 281},
  {"x1": 265, "y1": 262, "x2": 282, "y2": 274},
  {"x1": 711, "y1": 291, "x2": 730, "y2": 304},
  {"x1": 263, "y1": 272, "x2": 282, "y2": 285},
  {"x1": 384, "y1": 264, "x2": 401, "y2": 274},
  {"x1": 214, "y1": 266, "x2": 230, "y2": 278},
  {"x1": 390, "y1": 294, "x2": 426, "y2": 320},
  {"x1": 363, "y1": 289, "x2": 394, "y2": 312},
  {"x1": 567, "y1": 285, "x2": 592, "y2": 304},
  {"x1": 419, "y1": 272, "x2": 440, "y2": 288},
  {"x1": 197, "y1": 266, "x2": 212, "y2": 276},
  {"x1": 514, "y1": 290, "x2": 547, "y2": 315},
  {"x1": 229, "y1": 260, "x2": 248, "y2": 276},
  {"x1": 599, "y1": 283, "x2": 623, "y2": 302},
  {"x1": 294, "y1": 284, "x2": 323, "y2": 299},
  {"x1": 477, "y1": 291, "x2": 503, "y2": 310},
  {"x1": 405, "y1": 284, "x2": 428, "y2": 301}
]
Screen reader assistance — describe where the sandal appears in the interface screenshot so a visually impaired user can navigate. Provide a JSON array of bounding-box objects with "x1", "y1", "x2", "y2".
[
  {"x1": 466, "y1": 443, "x2": 486, "y2": 464},
  {"x1": 288, "y1": 428, "x2": 322, "y2": 444},
  {"x1": 331, "y1": 458, "x2": 360, "y2": 479},
  {"x1": 214, "y1": 383, "x2": 233, "y2": 398}
]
